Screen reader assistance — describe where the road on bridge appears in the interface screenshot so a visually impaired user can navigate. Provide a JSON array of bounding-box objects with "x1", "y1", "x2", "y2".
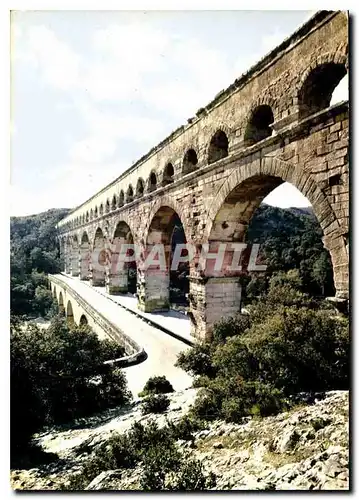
[{"x1": 56, "y1": 275, "x2": 193, "y2": 397}]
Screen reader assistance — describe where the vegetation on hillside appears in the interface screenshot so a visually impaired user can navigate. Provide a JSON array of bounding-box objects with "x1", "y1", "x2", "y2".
[
  {"x1": 63, "y1": 419, "x2": 215, "y2": 491},
  {"x1": 11, "y1": 208, "x2": 70, "y2": 317},
  {"x1": 242, "y1": 204, "x2": 335, "y2": 302},
  {"x1": 176, "y1": 271, "x2": 349, "y2": 423},
  {"x1": 11, "y1": 315, "x2": 129, "y2": 467}
]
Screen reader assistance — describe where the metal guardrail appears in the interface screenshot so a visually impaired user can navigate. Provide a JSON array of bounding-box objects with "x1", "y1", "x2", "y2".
[{"x1": 48, "y1": 274, "x2": 147, "y2": 368}]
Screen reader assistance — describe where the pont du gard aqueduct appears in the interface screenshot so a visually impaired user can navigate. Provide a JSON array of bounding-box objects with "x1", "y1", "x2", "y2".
[{"x1": 50, "y1": 11, "x2": 349, "y2": 343}]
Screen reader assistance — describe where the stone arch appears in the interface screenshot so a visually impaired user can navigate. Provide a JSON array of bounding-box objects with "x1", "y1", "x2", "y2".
[
  {"x1": 92, "y1": 227, "x2": 106, "y2": 286},
  {"x1": 140, "y1": 202, "x2": 189, "y2": 312},
  {"x1": 136, "y1": 178, "x2": 145, "y2": 198},
  {"x1": 66, "y1": 300, "x2": 74, "y2": 326},
  {"x1": 80, "y1": 231, "x2": 91, "y2": 280},
  {"x1": 99, "y1": 203, "x2": 104, "y2": 216},
  {"x1": 148, "y1": 171, "x2": 158, "y2": 192},
  {"x1": 162, "y1": 162, "x2": 175, "y2": 186},
  {"x1": 109, "y1": 219, "x2": 137, "y2": 294},
  {"x1": 244, "y1": 104, "x2": 274, "y2": 146},
  {"x1": 205, "y1": 156, "x2": 347, "y2": 298},
  {"x1": 86, "y1": 211, "x2": 89, "y2": 222},
  {"x1": 79, "y1": 314, "x2": 88, "y2": 326},
  {"x1": 182, "y1": 148, "x2": 199, "y2": 175},
  {"x1": 105, "y1": 199, "x2": 110, "y2": 213},
  {"x1": 52, "y1": 285, "x2": 57, "y2": 299},
  {"x1": 297, "y1": 52, "x2": 348, "y2": 119},
  {"x1": 94, "y1": 206, "x2": 98, "y2": 218},
  {"x1": 111, "y1": 194, "x2": 117, "y2": 211},
  {"x1": 118, "y1": 190, "x2": 125, "y2": 207},
  {"x1": 71, "y1": 234, "x2": 79, "y2": 276},
  {"x1": 58, "y1": 291, "x2": 65, "y2": 315},
  {"x1": 143, "y1": 195, "x2": 192, "y2": 247},
  {"x1": 208, "y1": 129, "x2": 229, "y2": 164},
  {"x1": 126, "y1": 185, "x2": 134, "y2": 204}
]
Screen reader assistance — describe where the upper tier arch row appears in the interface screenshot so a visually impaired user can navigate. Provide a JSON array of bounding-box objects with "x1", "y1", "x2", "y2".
[{"x1": 57, "y1": 11, "x2": 348, "y2": 233}]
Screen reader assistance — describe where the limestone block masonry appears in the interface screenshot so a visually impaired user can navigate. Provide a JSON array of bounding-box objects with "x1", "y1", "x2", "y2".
[{"x1": 56, "y1": 11, "x2": 349, "y2": 341}]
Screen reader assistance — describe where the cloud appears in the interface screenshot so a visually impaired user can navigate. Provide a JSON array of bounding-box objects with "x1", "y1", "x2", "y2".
[
  {"x1": 10, "y1": 159, "x2": 129, "y2": 216},
  {"x1": 70, "y1": 136, "x2": 117, "y2": 164},
  {"x1": 12, "y1": 14, "x2": 321, "y2": 215},
  {"x1": 14, "y1": 25, "x2": 81, "y2": 91}
]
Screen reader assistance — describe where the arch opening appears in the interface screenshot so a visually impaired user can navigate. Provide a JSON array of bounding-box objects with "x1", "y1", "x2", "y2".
[
  {"x1": 58, "y1": 291, "x2": 64, "y2": 315},
  {"x1": 126, "y1": 185, "x2": 134, "y2": 204},
  {"x1": 163, "y1": 163, "x2": 174, "y2": 186},
  {"x1": 111, "y1": 194, "x2": 117, "y2": 211},
  {"x1": 299, "y1": 62, "x2": 347, "y2": 119},
  {"x1": 71, "y1": 235, "x2": 79, "y2": 276},
  {"x1": 79, "y1": 314, "x2": 88, "y2": 326},
  {"x1": 99, "y1": 203, "x2": 104, "y2": 216},
  {"x1": 66, "y1": 300, "x2": 74, "y2": 326},
  {"x1": 149, "y1": 172, "x2": 157, "y2": 192},
  {"x1": 244, "y1": 105, "x2": 274, "y2": 146},
  {"x1": 209, "y1": 174, "x2": 335, "y2": 298},
  {"x1": 200, "y1": 173, "x2": 337, "y2": 340},
  {"x1": 183, "y1": 148, "x2": 198, "y2": 175},
  {"x1": 208, "y1": 130, "x2": 229, "y2": 164},
  {"x1": 119, "y1": 190, "x2": 125, "y2": 207},
  {"x1": 92, "y1": 227, "x2": 106, "y2": 286},
  {"x1": 142, "y1": 206, "x2": 189, "y2": 312},
  {"x1": 105, "y1": 199, "x2": 110, "y2": 213},
  {"x1": 136, "y1": 178, "x2": 145, "y2": 198},
  {"x1": 80, "y1": 232, "x2": 90, "y2": 281},
  {"x1": 109, "y1": 221, "x2": 137, "y2": 294}
]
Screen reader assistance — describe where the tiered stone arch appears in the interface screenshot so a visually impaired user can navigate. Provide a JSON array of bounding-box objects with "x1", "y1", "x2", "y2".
[
  {"x1": 205, "y1": 155, "x2": 347, "y2": 297},
  {"x1": 296, "y1": 51, "x2": 349, "y2": 119},
  {"x1": 66, "y1": 300, "x2": 75, "y2": 326},
  {"x1": 205, "y1": 122, "x2": 233, "y2": 163},
  {"x1": 143, "y1": 195, "x2": 192, "y2": 248},
  {"x1": 137, "y1": 195, "x2": 191, "y2": 313},
  {"x1": 106, "y1": 217, "x2": 137, "y2": 295}
]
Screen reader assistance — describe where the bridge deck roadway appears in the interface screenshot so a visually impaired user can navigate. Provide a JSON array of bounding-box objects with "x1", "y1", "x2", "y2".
[{"x1": 55, "y1": 274, "x2": 193, "y2": 397}]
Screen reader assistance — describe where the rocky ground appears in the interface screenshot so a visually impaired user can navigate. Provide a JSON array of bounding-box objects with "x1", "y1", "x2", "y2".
[{"x1": 11, "y1": 389, "x2": 349, "y2": 491}]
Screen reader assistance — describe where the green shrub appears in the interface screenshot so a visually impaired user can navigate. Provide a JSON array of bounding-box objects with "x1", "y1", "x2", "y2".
[
  {"x1": 212, "y1": 314, "x2": 252, "y2": 344},
  {"x1": 11, "y1": 316, "x2": 131, "y2": 464},
  {"x1": 167, "y1": 415, "x2": 205, "y2": 441},
  {"x1": 163, "y1": 459, "x2": 216, "y2": 491},
  {"x1": 242, "y1": 307, "x2": 349, "y2": 394},
  {"x1": 189, "y1": 388, "x2": 222, "y2": 422},
  {"x1": 64, "y1": 420, "x2": 216, "y2": 491},
  {"x1": 138, "y1": 375, "x2": 174, "y2": 397},
  {"x1": 175, "y1": 343, "x2": 216, "y2": 377},
  {"x1": 141, "y1": 394, "x2": 170, "y2": 415},
  {"x1": 178, "y1": 280, "x2": 349, "y2": 425}
]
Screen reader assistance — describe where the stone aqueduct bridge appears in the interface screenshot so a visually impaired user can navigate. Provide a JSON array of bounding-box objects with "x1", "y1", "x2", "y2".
[{"x1": 55, "y1": 11, "x2": 349, "y2": 341}]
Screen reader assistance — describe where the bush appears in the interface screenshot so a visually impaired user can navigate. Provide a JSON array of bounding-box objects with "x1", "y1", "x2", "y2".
[
  {"x1": 11, "y1": 316, "x2": 131, "y2": 463},
  {"x1": 212, "y1": 314, "x2": 252, "y2": 345},
  {"x1": 241, "y1": 307, "x2": 349, "y2": 394},
  {"x1": 175, "y1": 343, "x2": 216, "y2": 378},
  {"x1": 138, "y1": 375, "x2": 174, "y2": 397},
  {"x1": 141, "y1": 394, "x2": 170, "y2": 415},
  {"x1": 64, "y1": 420, "x2": 216, "y2": 491},
  {"x1": 178, "y1": 280, "x2": 349, "y2": 424},
  {"x1": 167, "y1": 415, "x2": 205, "y2": 441}
]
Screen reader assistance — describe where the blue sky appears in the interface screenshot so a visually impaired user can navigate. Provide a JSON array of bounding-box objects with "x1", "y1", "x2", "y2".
[{"x1": 10, "y1": 10, "x2": 348, "y2": 216}]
